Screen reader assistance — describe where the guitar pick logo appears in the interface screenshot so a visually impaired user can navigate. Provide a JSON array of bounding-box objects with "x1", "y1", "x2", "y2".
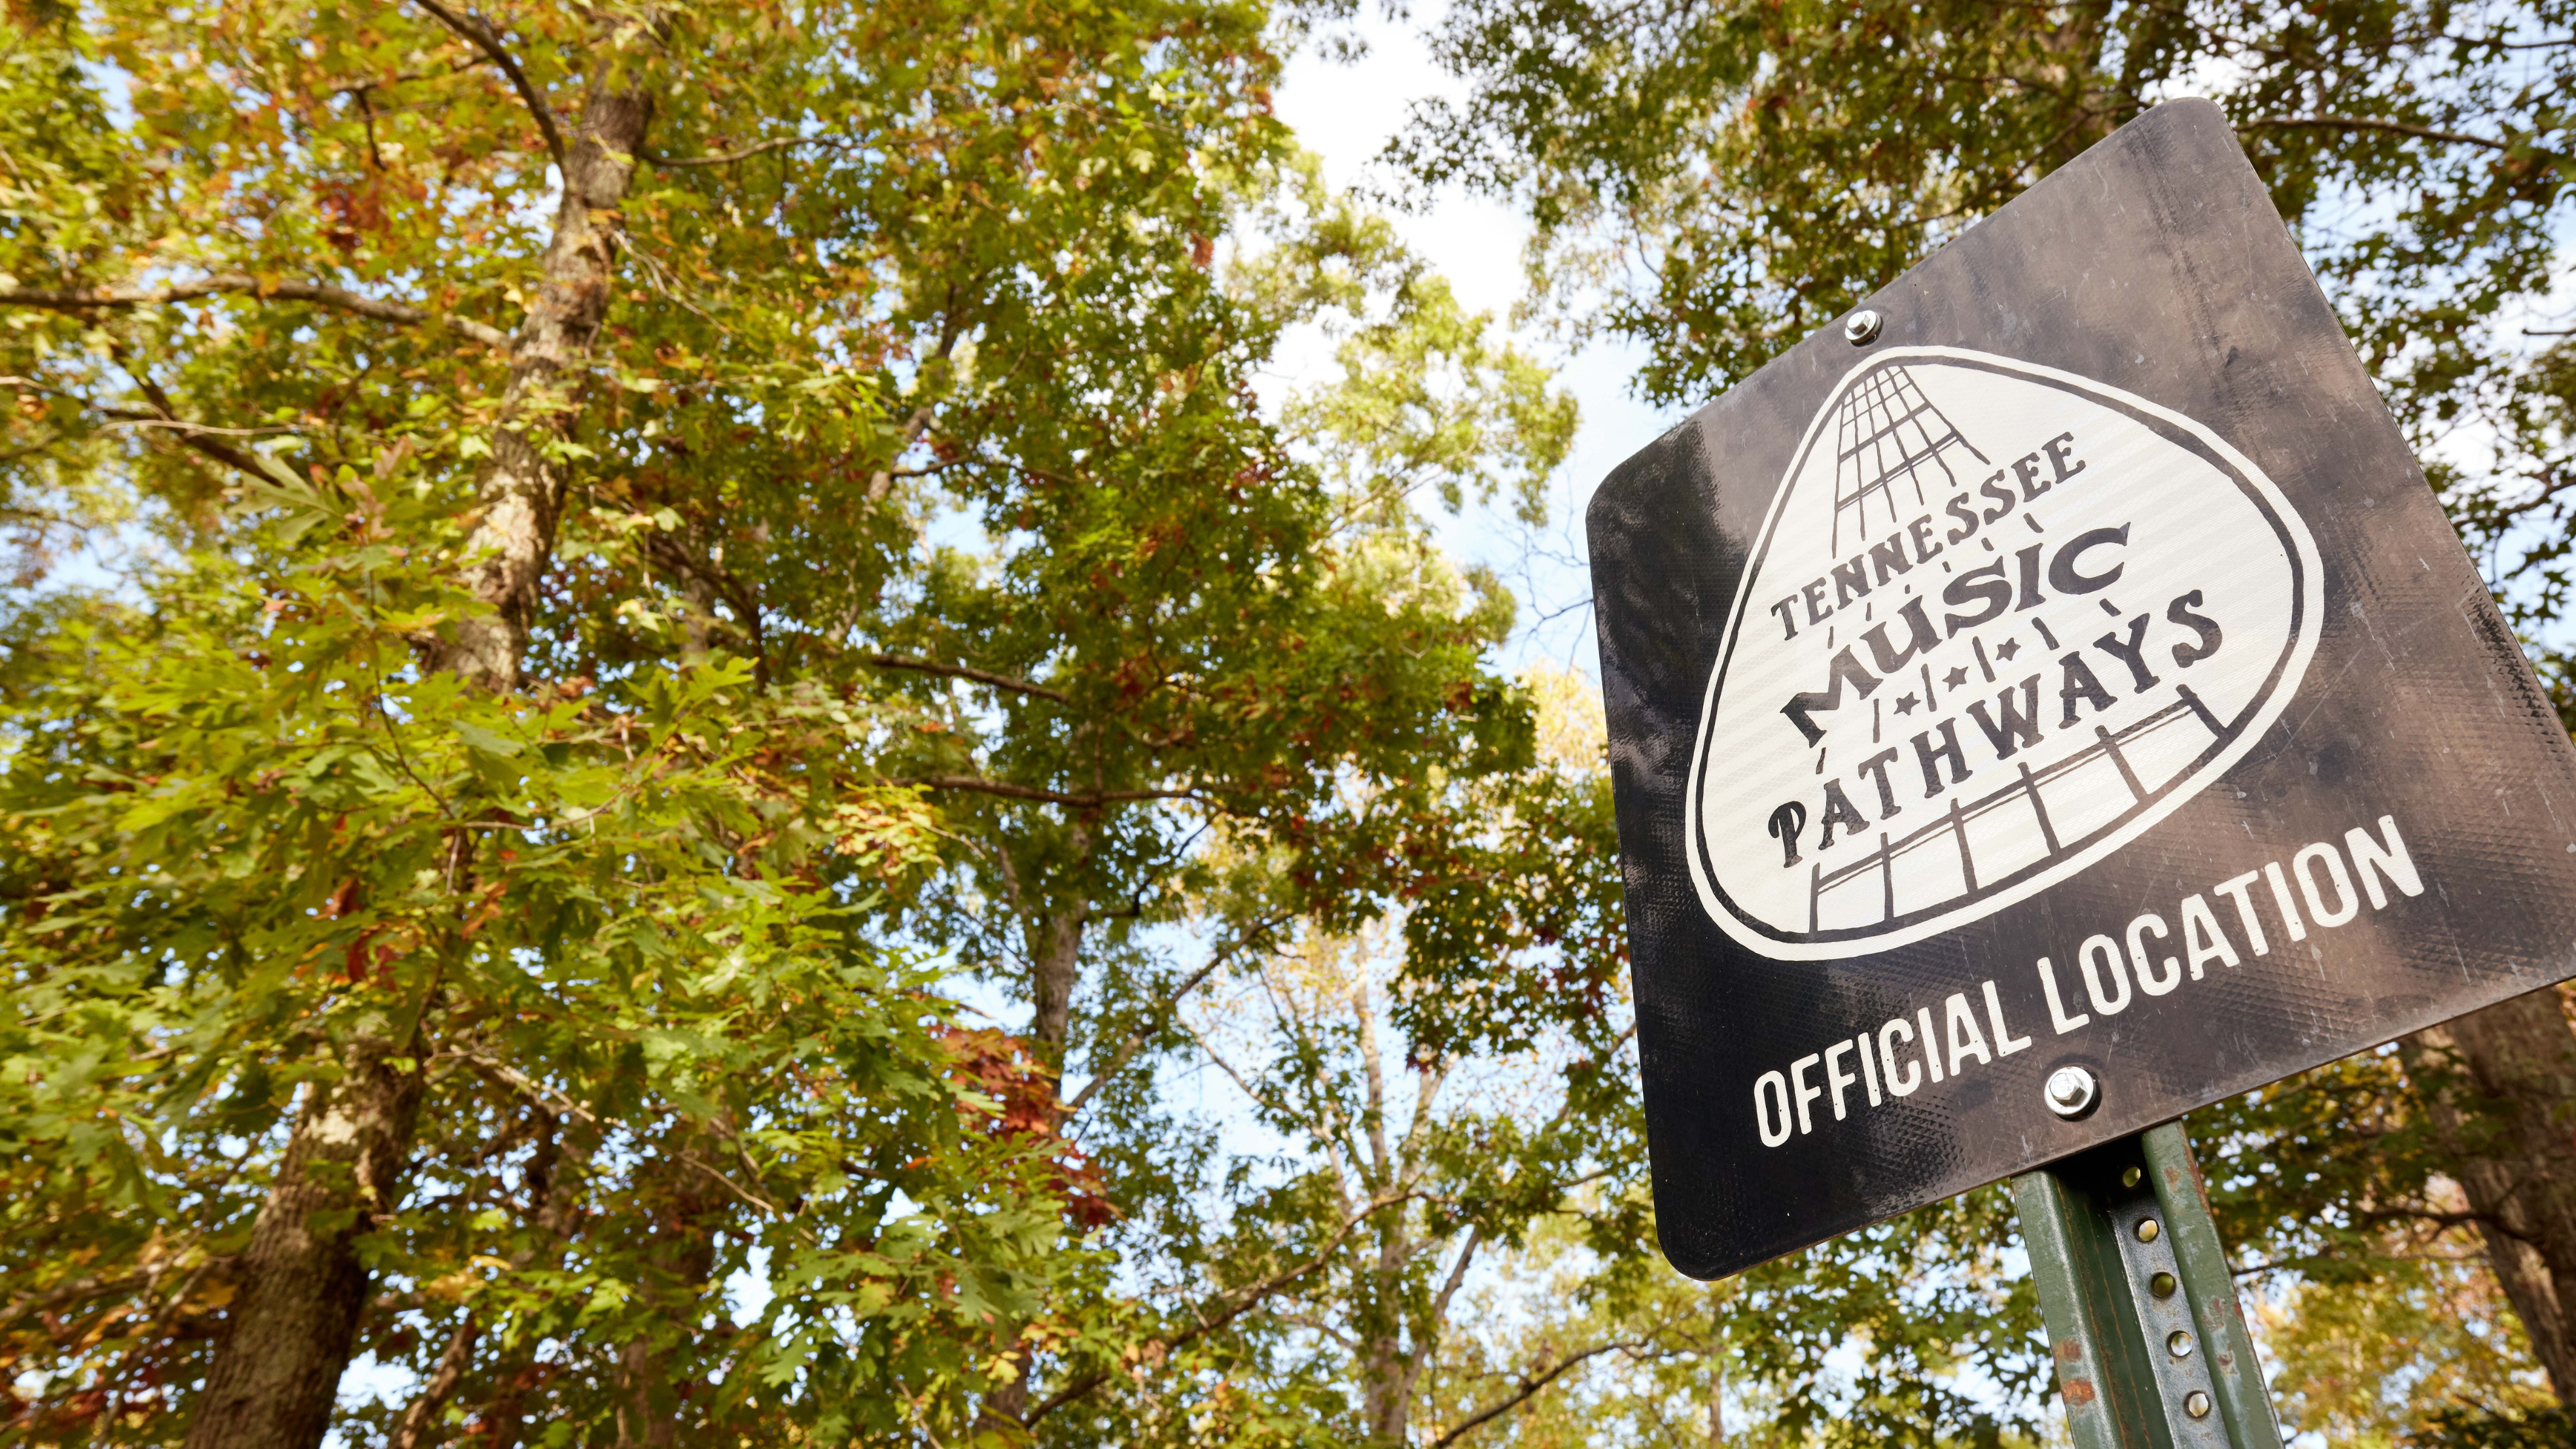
[{"x1": 1687, "y1": 348, "x2": 2323, "y2": 960}]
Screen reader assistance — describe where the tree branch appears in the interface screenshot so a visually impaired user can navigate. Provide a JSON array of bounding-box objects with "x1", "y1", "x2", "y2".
[
  {"x1": 869, "y1": 292, "x2": 960, "y2": 501},
  {"x1": 9, "y1": 367, "x2": 279, "y2": 487},
  {"x1": 885, "y1": 775, "x2": 1205, "y2": 808},
  {"x1": 386, "y1": 1314, "x2": 478, "y2": 1449},
  {"x1": 1426, "y1": 1225, "x2": 1485, "y2": 1331},
  {"x1": 1, "y1": 273, "x2": 512, "y2": 349},
  {"x1": 2242, "y1": 114, "x2": 2524, "y2": 153},
  {"x1": 457, "y1": 1050, "x2": 596, "y2": 1125},
  {"x1": 0, "y1": 1272, "x2": 147, "y2": 1327},
  {"x1": 643, "y1": 136, "x2": 843, "y2": 167},
  {"x1": 1425, "y1": 1339, "x2": 1649, "y2": 1448},
  {"x1": 862, "y1": 653, "x2": 1066, "y2": 701},
  {"x1": 411, "y1": 0, "x2": 565, "y2": 172},
  {"x1": 1021, "y1": 1192, "x2": 1412, "y2": 1426},
  {"x1": 1059, "y1": 913, "x2": 1292, "y2": 1121},
  {"x1": 677, "y1": 1149, "x2": 811, "y2": 1235}
]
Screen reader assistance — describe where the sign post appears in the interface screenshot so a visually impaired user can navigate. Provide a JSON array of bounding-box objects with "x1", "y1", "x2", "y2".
[
  {"x1": 2013, "y1": 1125, "x2": 2280, "y2": 1448},
  {"x1": 1586, "y1": 97, "x2": 2576, "y2": 1437}
]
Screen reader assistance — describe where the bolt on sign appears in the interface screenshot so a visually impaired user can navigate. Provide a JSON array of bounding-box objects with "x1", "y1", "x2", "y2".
[{"x1": 1589, "y1": 98, "x2": 2576, "y2": 1280}]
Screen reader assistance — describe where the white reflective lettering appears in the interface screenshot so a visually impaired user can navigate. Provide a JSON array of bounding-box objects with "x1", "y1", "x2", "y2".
[
  {"x1": 1983, "y1": 979, "x2": 2033, "y2": 1054},
  {"x1": 2344, "y1": 815, "x2": 2423, "y2": 909},
  {"x1": 1791, "y1": 1053, "x2": 1825, "y2": 1136},
  {"x1": 2179, "y1": 893, "x2": 2240, "y2": 977},
  {"x1": 2126, "y1": 913, "x2": 2180, "y2": 996},
  {"x1": 2038, "y1": 956, "x2": 2091, "y2": 1034},
  {"x1": 2077, "y1": 934, "x2": 2132, "y2": 1015},
  {"x1": 1824, "y1": 1040, "x2": 1860, "y2": 1121},
  {"x1": 2295, "y1": 842, "x2": 2359, "y2": 927},
  {"x1": 1756, "y1": 1072, "x2": 1794, "y2": 1147},
  {"x1": 1945, "y1": 992, "x2": 1993, "y2": 1073},
  {"x1": 1878, "y1": 1019, "x2": 1923, "y2": 1096}
]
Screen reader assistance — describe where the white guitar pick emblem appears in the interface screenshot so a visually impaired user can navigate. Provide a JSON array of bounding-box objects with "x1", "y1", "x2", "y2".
[{"x1": 1687, "y1": 348, "x2": 2323, "y2": 960}]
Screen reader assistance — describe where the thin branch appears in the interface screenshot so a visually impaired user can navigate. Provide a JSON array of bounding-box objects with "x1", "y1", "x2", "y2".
[
  {"x1": 411, "y1": 0, "x2": 565, "y2": 172},
  {"x1": 10, "y1": 368, "x2": 277, "y2": 487},
  {"x1": 387, "y1": 1314, "x2": 478, "y2": 1449},
  {"x1": 1179, "y1": 1015, "x2": 1294, "y2": 1121},
  {"x1": 352, "y1": 615, "x2": 466, "y2": 822},
  {"x1": 862, "y1": 653, "x2": 1066, "y2": 702},
  {"x1": 101, "y1": 418, "x2": 303, "y2": 440},
  {"x1": 1426, "y1": 1225, "x2": 1485, "y2": 1330},
  {"x1": 868, "y1": 403, "x2": 936, "y2": 502},
  {"x1": 1022, "y1": 1192, "x2": 1412, "y2": 1426},
  {"x1": 2242, "y1": 114, "x2": 2524, "y2": 153},
  {"x1": 869, "y1": 291, "x2": 960, "y2": 501},
  {"x1": 0, "y1": 1272, "x2": 148, "y2": 1327},
  {"x1": 679, "y1": 1149, "x2": 801, "y2": 1225},
  {"x1": 644, "y1": 136, "x2": 845, "y2": 167},
  {"x1": 458, "y1": 1051, "x2": 596, "y2": 1125},
  {"x1": 885, "y1": 775, "x2": 1207, "y2": 809},
  {"x1": 1, "y1": 273, "x2": 512, "y2": 350},
  {"x1": 1425, "y1": 1339, "x2": 1651, "y2": 1449},
  {"x1": 0, "y1": 430, "x2": 71, "y2": 468},
  {"x1": 2350, "y1": 1204, "x2": 2494, "y2": 1233},
  {"x1": 624, "y1": 243, "x2": 728, "y2": 331},
  {"x1": 1060, "y1": 913, "x2": 1291, "y2": 1120}
]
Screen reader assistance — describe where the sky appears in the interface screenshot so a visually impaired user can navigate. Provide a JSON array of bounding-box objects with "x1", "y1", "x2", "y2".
[
  {"x1": 1267, "y1": 8, "x2": 1687, "y2": 678},
  {"x1": 1260, "y1": 27, "x2": 2333, "y2": 1443}
]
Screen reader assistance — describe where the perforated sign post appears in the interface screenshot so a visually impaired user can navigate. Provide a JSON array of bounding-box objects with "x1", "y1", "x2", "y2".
[{"x1": 1588, "y1": 99, "x2": 2576, "y2": 1447}]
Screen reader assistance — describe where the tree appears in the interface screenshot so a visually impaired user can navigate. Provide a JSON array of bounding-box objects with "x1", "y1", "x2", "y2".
[
  {"x1": 1097, "y1": 650, "x2": 2059, "y2": 1449},
  {"x1": 3, "y1": 0, "x2": 1260, "y2": 1436},
  {"x1": 1398, "y1": 0, "x2": 2576, "y2": 1415},
  {"x1": 1077, "y1": 665, "x2": 1637, "y2": 1449},
  {"x1": 1, "y1": 0, "x2": 1607, "y2": 1443}
]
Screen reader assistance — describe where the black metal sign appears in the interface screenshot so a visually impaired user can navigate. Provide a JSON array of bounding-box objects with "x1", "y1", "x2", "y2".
[{"x1": 1589, "y1": 98, "x2": 2576, "y2": 1280}]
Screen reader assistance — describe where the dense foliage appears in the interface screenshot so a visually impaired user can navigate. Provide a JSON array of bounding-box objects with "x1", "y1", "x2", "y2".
[
  {"x1": 1396, "y1": 0, "x2": 2576, "y2": 1442},
  {"x1": 9, "y1": 0, "x2": 2576, "y2": 1445},
  {"x1": 0, "y1": 0, "x2": 1613, "y2": 1443}
]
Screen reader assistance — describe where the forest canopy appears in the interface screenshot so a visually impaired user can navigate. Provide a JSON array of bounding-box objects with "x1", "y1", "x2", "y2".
[{"x1": 1, "y1": 0, "x2": 2573, "y2": 1446}]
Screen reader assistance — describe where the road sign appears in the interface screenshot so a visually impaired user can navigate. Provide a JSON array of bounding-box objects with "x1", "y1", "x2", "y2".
[{"x1": 1589, "y1": 97, "x2": 2576, "y2": 1280}]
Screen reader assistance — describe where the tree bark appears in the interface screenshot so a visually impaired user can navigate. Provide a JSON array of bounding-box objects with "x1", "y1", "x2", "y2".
[
  {"x1": 187, "y1": 49, "x2": 658, "y2": 1449},
  {"x1": 468, "y1": 1119, "x2": 580, "y2": 1448},
  {"x1": 2405, "y1": 985, "x2": 2576, "y2": 1402},
  {"x1": 1029, "y1": 906, "x2": 1084, "y2": 1058},
  {"x1": 972, "y1": 903, "x2": 1082, "y2": 1437},
  {"x1": 434, "y1": 71, "x2": 654, "y2": 693},
  {"x1": 2482, "y1": 1223, "x2": 2571, "y2": 1397},
  {"x1": 1355, "y1": 985, "x2": 1423, "y2": 1448},
  {"x1": 183, "y1": 1037, "x2": 427, "y2": 1449},
  {"x1": 388, "y1": 1314, "x2": 480, "y2": 1449},
  {"x1": 612, "y1": 1134, "x2": 722, "y2": 1449},
  {"x1": 1707, "y1": 1347, "x2": 1725, "y2": 1446},
  {"x1": 1360, "y1": 1319, "x2": 1415, "y2": 1445}
]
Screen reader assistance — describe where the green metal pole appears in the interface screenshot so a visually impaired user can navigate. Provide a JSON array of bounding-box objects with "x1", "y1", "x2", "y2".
[{"x1": 2010, "y1": 1120, "x2": 2284, "y2": 1449}]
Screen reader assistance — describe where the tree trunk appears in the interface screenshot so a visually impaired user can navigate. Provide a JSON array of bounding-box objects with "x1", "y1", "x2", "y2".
[
  {"x1": 388, "y1": 1314, "x2": 480, "y2": 1449},
  {"x1": 613, "y1": 1132, "x2": 722, "y2": 1448},
  {"x1": 183, "y1": 1037, "x2": 427, "y2": 1449},
  {"x1": 1355, "y1": 985, "x2": 1419, "y2": 1448},
  {"x1": 2405, "y1": 985, "x2": 2576, "y2": 1402},
  {"x1": 1707, "y1": 1350, "x2": 1725, "y2": 1446},
  {"x1": 434, "y1": 73, "x2": 654, "y2": 693},
  {"x1": 469, "y1": 1120, "x2": 579, "y2": 1448},
  {"x1": 187, "y1": 52, "x2": 657, "y2": 1449},
  {"x1": 1029, "y1": 906, "x2": 1084, "y2": 1059},
  {"x1": 2482, "y1": 1223, "x2": 2571, "y2": 1397},
  {"x1": 966, "y1": 817, "x2": 1103, "y2": 1439},
  {"x1": 1359, "y1": 1321, "x2": 1414, "y2": 1446},
  {"x1": 971, "y1": 905, "x2": 1082, "y2": 1438}
]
